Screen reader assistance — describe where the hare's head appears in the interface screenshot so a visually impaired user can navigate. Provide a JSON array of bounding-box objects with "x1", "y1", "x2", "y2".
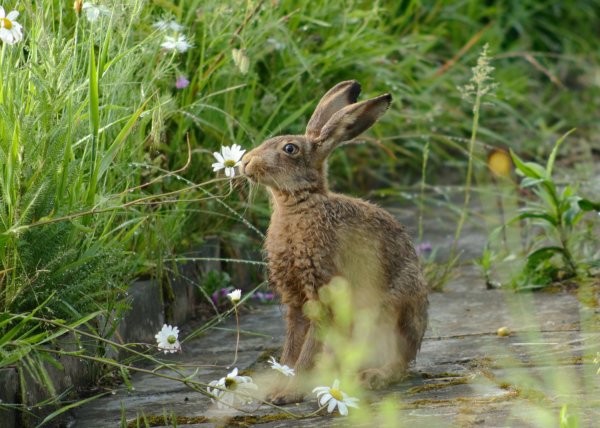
[{"x1": 241, "y1": 81, "x2": 391, "y2": 194}]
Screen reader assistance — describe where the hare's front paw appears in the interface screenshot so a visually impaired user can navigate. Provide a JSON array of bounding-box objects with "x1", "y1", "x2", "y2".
[
  {"x1": 359, "y1": 368, "x2": 388, "y2": 390},
  {"x1": 267, "y1": 388, "x2": 304, "y2": 405}
]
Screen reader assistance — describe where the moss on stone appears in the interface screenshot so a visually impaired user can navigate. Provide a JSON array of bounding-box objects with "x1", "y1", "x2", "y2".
[
  {"x1": 126, "y1": 412, "x2": 304, "y2": 427},
  {"x1": 407, "y1": 377, "x2": 470, "y2": 395},
  {"x1": 420, "y1": 371, "x2": 463, "y2": 379}
]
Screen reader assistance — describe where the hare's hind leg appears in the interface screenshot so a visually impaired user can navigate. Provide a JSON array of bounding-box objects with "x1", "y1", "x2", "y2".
[
  {"x1": 358, "y1": 299, "x2": 426, "y2": 390},
  {"x1": 358, "y1": 332, "x2": 410, "y2": 390}
]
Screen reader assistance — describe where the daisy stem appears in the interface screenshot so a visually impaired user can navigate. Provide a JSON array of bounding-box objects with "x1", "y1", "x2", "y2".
[{"x1": 230, "y1": 303, "x2": 241, "y2": 368}]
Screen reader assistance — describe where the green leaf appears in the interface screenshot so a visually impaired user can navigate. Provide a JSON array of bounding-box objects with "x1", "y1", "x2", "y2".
[
  {"x1": 546, "y1": 128, "x2": 575, "y2": 179},
  {"x1": 526, "y1": 246, "x2": 565, "y2": 269},
  {"x1": 98, "y1": 98, "x2": 151, "y2": 180},
  {"x1": 578, "y1": 199, "x2": 600, "y2": 212},
  {"x1": 510, "y1": 149, "x2": 544, "y2": 179},
  {"x1": 86, "y1": 36, "x2": 100, "y2": 206},
  {"x1": 527, "y1": 246, "x2": 565, "y2": 268},
  {"x1": 563, "y1": 205, "x2": 583, "y2": 227},
  {"x1": 35, "y1": 392, "x2": 110, "y2": 428},
  {"x1": 521, "y1": 177, "x2": 544, "y2": 188},
  {"x1": 512, "y1": 212, "x2": 558, "y2": 226}
]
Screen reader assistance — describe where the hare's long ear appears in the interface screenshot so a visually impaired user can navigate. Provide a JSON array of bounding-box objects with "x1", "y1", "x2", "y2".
[
  {"x1": 305, "y1": 80, "x2": 362, "y2": 140},
  {"x1": 316, "y1": 93, "x2": 392, "y2": 154}
]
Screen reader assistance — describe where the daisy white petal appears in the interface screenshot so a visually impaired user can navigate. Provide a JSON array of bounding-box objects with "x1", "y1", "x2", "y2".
[
  {"x1": 319, "y1": 393, "x2": 332, "y2": 406},
  {"x1": 213, "y1": 152, "x2": 225, "y2": 163},
  {"x1": 338, "y1": 402, "x2": 348, "y2": 416}
]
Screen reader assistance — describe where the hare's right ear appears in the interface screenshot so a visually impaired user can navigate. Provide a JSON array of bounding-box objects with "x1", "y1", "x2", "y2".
[{"x1": 305, "y1": 80, "x2": 362, "y2": 140}]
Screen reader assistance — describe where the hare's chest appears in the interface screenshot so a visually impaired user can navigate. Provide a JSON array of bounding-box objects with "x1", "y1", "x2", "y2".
[{"x1": 265, "y1": 217, "x2": 336, "y2": 302}]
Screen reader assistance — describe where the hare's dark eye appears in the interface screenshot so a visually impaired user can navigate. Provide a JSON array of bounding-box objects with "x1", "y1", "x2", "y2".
[{"x1": 283, "y1": 143, "x2": 299, "y2": 155}]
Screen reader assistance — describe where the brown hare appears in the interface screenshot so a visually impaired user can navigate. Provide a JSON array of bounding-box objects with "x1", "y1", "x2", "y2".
[{"x1": 241, "y1": 80, "x2": 428, "y2": 404}]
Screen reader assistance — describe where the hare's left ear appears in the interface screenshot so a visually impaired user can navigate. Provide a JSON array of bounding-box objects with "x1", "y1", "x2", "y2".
[
  {"x1": 305, "y1": 80, "x2": 362, "y2": 140},
  {"x1": 316, "y1": 93, "x2": 392, "y2": 154}
]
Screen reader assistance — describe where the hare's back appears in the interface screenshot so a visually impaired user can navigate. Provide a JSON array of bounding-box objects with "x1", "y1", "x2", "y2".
[{"x1": 329, "y1": 194, "x2": 423, "y2": 295}]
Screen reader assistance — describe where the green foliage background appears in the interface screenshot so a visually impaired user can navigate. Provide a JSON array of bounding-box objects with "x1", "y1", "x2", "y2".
[{"x1": 0, "y1": 0, "x2": 598, "y2": 320}]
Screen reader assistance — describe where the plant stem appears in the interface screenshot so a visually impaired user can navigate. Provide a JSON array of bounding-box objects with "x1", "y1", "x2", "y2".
[
  {"x1": 450, "y1": 89, "x2": 482, "y2": 259},
  {"x1": 230, "y1": 304, "x2": 241, "y2": 368}
]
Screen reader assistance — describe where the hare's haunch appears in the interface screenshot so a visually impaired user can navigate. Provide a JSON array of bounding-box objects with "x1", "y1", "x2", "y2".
[{"x1": 241, "y1": 80, "x2": 429, "y2": 404}]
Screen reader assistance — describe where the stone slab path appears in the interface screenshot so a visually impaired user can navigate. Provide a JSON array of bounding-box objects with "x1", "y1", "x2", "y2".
[{"x1": 73, "y1": 263, "x2": 600, "y2": 427}]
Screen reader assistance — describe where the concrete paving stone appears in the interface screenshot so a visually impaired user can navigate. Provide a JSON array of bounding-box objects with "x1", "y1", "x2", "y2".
[{"x1": 73, "y1": 262, "x2": 599, "y2": 428}]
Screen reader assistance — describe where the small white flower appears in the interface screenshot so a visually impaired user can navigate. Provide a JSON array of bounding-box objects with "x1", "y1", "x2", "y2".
[
  {"x1": 155, "y1": 324, "x2": 181, "y2": 354},
  {"x1": 161, "y1": 35, "x2": 192, "y2": 53},
  {"x1": 207, "y1": 368, "x2": 258, "y2": 409},
  {"x1": 0, "y1": 7, "x2": 23, "y2": 45},
  {"x1": 82, "y1": 2, "x2": 111, "y2": 22},
  {"x1": 153, "y1": 19, "x2": 184, "y2": 32},
  {"x1": 227, "y1": 289, "x2": 242, "y2": 303},
  {"x1": 312, "y1": 379, "x2": 359, "y2": 416},
  {"x1": 212, "y1": 144, "x2": 246, "y2": 178},
  {"x1": 268, "y1": 357, "x2": 295, "y2": 377}
]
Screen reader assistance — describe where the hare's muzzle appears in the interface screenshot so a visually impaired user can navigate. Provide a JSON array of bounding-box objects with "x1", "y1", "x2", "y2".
[{"x1": 240, "y1": 152, "x2": 256, "y2": 180}]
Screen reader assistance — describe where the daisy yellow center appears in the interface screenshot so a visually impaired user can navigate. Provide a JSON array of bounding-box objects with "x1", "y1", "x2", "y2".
[
  {"x1": 225, "y1": 377, "x2": 237, "y2": 390},
  {"x1": 329, "y1": 388, "x2": 343, "y2": 401},
  {"x1": 1, "y1": 18, "x2": 12, "y2": 30},
  {"x1": 224, "y1": 159, "x2": 236, "y2": 168},
  {"x1": 167, "y1": 334, "x2": 177, "y2": 344}
]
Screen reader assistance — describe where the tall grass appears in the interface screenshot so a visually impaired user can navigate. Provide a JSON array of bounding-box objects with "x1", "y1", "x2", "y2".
[{"x1": 0, "y1": 0, "x2": 598, "y2": 423}]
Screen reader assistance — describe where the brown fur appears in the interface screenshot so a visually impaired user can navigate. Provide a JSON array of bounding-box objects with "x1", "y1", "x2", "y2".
[{"x1": 241, "y1": 80, "x2": 428, "y2": 404}]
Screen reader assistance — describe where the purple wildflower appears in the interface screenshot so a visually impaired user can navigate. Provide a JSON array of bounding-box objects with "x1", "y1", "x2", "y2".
[
  {"x1": 175, "y1": 75, "x2": 190, "y2": 89},
  {"x1": 416, "y1": 242, "x2": 433, "y2": 256}
]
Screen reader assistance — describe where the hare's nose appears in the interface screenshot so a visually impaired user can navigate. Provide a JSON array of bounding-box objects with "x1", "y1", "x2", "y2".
[{"x1": 240, "y1": 154, "x2": 253, "y2": 172}]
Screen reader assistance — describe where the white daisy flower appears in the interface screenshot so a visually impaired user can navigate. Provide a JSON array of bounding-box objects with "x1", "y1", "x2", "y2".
[
  {"x1": 312, "y1": 379, "x2": 359, "y2": 416},
  {"x1": 82, "y1": 2, "x2": 111, "y2": 22},
  {"x1": 154, "y1": 324, "x2": 181, "y2": 354},
  {"x1": 268, "y1": 356, "x2": 295, "y2": 377},
  {"x1": 153, "y1": 19, "x2": 184, "y2": 32},
  {"x1": 227, "y1": 289, "x2": 242, "y2": 303},
  {"x1": 161, "y1": 35, "x2": 192, "y2": 53},
  {"x1": 0, "y1": 7, "x2": 23, "y2": 45},
  {"x1": 212, "y1": 144, "x2": 246, "y2": 178},
  {"x1": 207, "y1": 368, "x2": 258, "y2": 409}
]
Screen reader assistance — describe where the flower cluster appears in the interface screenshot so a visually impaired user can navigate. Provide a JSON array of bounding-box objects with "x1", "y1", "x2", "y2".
[
  {"x1": 153, "y1": 17, "x2": 192, "y2": 53},
  {"x1": 458, "y1": 43, "x2": 498, "y2": 109}
]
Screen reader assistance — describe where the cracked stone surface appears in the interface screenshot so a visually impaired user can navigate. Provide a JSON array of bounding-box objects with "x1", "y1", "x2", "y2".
[{"x1": 73, "y1": 264, "x2": 600, "y2": 428}]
